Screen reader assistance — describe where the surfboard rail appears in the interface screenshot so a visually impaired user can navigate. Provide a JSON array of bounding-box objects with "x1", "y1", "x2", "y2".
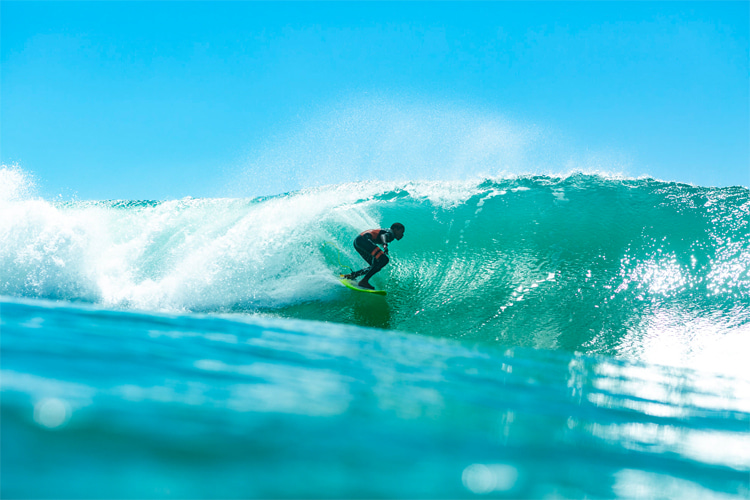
[{"x1": 338, "y1": 278, "x2": 387, "y2": 296}]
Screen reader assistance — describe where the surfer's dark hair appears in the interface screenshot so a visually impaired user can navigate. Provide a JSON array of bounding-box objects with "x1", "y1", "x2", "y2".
[{"x1": 391, "y1": 223, "x2": 405, "y2": 232}]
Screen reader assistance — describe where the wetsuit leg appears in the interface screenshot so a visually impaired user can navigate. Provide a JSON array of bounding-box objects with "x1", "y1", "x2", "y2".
[
  {"x1": 348, "y1": 236, "x2": 371, "y2": 278},
  {"x1": 361, "y1": 254, "x2": 388, "y2": 282},
  {"x1": 353, "y1": 235, "x2": 389, "y2": 282},
  {"x1": 346, "y1": 237, "x2": 365, "y2": 278}
]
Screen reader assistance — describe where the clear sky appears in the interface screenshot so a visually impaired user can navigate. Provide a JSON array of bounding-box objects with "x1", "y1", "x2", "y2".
[{"x1": 2, "y1": 1, "x2": 748, "y2": 200}]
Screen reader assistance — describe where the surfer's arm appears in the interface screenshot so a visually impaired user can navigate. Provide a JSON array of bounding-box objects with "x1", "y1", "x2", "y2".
[{"x1": 379, "y1": 233, "x2": 390, "y2": 253}]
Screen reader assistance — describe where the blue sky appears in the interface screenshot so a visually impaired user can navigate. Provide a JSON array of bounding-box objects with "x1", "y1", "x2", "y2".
[{"x1": 2, "y1": 1, "x2": 748, "y2": 200}]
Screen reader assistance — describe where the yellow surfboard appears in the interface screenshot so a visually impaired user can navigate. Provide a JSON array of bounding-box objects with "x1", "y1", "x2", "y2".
[{"x1": 339, "y1": 278, "x2": 387, "y2": 296}]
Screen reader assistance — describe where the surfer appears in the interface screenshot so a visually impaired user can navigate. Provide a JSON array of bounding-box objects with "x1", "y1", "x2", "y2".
[{"x1": 343, "y1": 223, "x2": 405, "y2": 290}]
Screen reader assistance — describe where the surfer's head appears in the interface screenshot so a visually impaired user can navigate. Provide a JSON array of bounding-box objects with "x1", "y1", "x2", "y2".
[{"x1": 391, "y1": 222, "x2": 405, "y2": 240}]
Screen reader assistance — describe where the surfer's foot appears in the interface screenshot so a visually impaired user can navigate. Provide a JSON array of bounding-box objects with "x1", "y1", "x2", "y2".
[
  {"x1": 358, "y1": 280, "x2": 374, "y2": 290},
  {"x1": 342, "y1": 273, "x2": 355, "y2": 280}
]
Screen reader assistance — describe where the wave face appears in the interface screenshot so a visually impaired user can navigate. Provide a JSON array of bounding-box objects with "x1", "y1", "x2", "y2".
[{"x1": 2, "y1": 172, "x2": 749, "y2": 365}]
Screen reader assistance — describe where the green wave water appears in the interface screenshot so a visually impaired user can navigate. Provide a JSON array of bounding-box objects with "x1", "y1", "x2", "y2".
[
  {"x1": 2, "y1": 173, "x2": 748, "y2": 370},
  {"x1": 311, "y1": 176, "x2": 749, "y2": 357},
  {"x1": 2, "y1": 171, "x2": 749, "y2": 498}
]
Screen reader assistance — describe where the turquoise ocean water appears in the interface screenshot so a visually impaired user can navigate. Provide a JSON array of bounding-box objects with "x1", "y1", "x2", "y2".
[{"x1": 2, "y1": 170, "x2": 749, "y2": 498}]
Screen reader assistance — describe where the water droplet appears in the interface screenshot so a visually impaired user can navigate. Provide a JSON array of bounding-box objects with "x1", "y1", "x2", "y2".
[{"x1": 34, "y1": 398, "x2": 71, "y2": 429}]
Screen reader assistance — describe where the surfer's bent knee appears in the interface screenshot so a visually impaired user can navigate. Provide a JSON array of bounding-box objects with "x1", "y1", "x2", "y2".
[{"x1": 374, "y1": 253, "x2": 389, "y2": 270}]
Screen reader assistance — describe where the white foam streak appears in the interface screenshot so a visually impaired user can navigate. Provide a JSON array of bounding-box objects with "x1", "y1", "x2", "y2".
[{"x1": 1, "y1": 179, "x2": 431, "y2": 311}]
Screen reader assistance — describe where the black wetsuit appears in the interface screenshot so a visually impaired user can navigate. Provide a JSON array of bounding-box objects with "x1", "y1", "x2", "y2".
[{"x1": 349, "y1": 229, "x2": 395, "y2": 282}]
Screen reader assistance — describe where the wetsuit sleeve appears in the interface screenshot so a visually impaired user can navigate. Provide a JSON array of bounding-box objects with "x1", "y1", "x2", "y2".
[{"x1": 381, "y1": 232, "x2": 390, "y2": 253}]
